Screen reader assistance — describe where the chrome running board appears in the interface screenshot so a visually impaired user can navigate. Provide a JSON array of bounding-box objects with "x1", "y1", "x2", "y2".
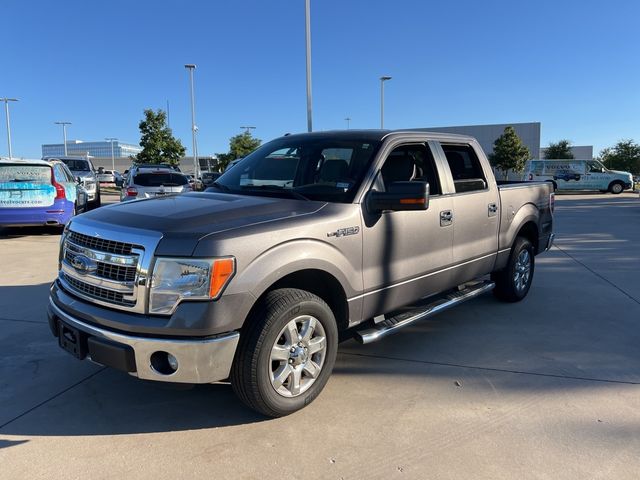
[{"x1": 354, "y1": 280, "x2": 495, "y2": 344}]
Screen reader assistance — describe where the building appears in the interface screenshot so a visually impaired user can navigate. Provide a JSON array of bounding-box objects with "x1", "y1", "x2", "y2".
[
  {"x1": 421, "y1": 122, "x2": 542, "y2": 160},
  {"x1": 540, "y1": 145, "x2": 593, "y2": 160},
  {"x1": 41, "y1": 140, "x2": 142, "y2": 159}
]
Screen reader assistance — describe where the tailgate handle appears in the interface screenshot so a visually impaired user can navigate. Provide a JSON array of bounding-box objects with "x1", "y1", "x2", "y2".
[
  {"x1": 488, "y1": 203, "x2": 498, "y2": 217},
  {"x1": 440, "y1": 210, "x2": 453, "y2": 226}
]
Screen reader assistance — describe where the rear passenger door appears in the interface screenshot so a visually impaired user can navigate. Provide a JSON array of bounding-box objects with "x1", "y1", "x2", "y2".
[{"x1": 433, "y1": 142, "x2": 500, "y2": 285}]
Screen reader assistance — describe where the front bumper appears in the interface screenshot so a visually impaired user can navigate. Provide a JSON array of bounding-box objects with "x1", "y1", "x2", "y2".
[{"x1": 48, "y1": 298, "x2": 239, "y2": 384}]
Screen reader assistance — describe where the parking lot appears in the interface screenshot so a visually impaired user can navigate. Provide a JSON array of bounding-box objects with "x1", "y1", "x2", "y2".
[{"x1": 0, "y1": 192, "x2": 638, "y2": 479}]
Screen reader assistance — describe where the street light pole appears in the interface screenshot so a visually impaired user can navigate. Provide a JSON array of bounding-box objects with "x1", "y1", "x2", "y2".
[
  {"x1": 55, "y1": 121, "x2": 72, "y2": 156},
  {"x1": 240, "y1": 126, "x2": 256, "y2": 134},
  {"x1": 305, "y1": 0, "x2": 313, "y2": 132},
  {"x1": 345, "y1": 117, "x2": 351, "y2": 129},
  {"x1": 105, "y1": 137, "x2": 117, "y2": 171},
  {"x1": 185, "y1": 64, "x2": 198, "y2": 178},
  {"x1": 380, "y1": 76, "x2": 392, "y2": 129},
  {"x1": 1, "y1": 98, "x2": 18, "y2": 160}
]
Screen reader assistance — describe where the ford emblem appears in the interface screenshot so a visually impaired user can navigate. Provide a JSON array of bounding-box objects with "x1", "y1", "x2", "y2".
[{"x1": 70, "y1": 255, "x2": 97, "y2": 275}]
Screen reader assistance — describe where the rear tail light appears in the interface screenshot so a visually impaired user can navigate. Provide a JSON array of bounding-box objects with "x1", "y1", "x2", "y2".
[
  {"x1": 549, "y1": 192, "x2": 555, "y2": 214},
  {"x1": 51, "y1": 170, "x2": 66, "y2": 200},
  {"x1": 126, "y1": 187, "x2": 138, "y2": 197}
]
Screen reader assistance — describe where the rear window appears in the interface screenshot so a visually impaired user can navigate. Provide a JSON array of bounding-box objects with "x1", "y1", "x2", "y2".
[
  {"x1": 59, "y1": 159, "x2": 91, "y2": 171},
  {"x1": 133, "y1": 173, "x2": 188, "y2": 187},
  {"x1": 0, "y1": 164, "x2": 52, "y2": 183}
]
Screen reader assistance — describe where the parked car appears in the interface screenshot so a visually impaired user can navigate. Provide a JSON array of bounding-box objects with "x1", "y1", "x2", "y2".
[
  {"x1": 524, "y1": 159, "x2": 633, "y2": 194},
  {"x1": 44, "y1": 156, "x2": 102, "y2": 208},
  {"x1": 201, "y1": 171, "x2": 222, "y2": 187},
  {"x1": 96, "y1": 169, "x2": 122, "y2": 185},
  {"x1": 120, "y1": 167, "x2": 191, "y2": 201},
  {"x1": 48, "y1": 130, "x2": 554, "y2": 417},
  {"x1": 0, "y1": 158, "x2": 81, "y2": 227}
]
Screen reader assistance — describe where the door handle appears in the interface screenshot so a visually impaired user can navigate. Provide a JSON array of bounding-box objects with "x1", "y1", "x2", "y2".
[
  {"x1": 440, "y1": 210, "x2": 453, "y2": 226},
  {"x1": 488, "y1": 203, "x2": 498, "y2": 217}
]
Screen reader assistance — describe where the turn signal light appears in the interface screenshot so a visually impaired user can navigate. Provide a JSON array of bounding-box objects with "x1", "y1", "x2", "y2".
[
  {"x1": 399, "y1": 198, "x2": 426, "y2": 205},
  {"x1": 209, "y1": 258, "x2": 235, "y2": 299}
]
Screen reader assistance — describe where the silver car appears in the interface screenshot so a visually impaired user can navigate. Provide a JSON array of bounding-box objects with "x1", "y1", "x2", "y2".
[{"x1": 121, "y1": 169, "x2": 191, "y2": 201}]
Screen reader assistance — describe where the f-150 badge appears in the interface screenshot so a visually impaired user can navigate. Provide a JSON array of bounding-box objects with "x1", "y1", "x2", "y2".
[{"x1": 327, "y1": 226, "x2": 360, "y2": 238}]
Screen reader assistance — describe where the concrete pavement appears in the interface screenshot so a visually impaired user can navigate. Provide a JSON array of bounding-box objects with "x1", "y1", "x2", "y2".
[{"x1": 0, "y1": 192, "x2": 638, "y2": 479}]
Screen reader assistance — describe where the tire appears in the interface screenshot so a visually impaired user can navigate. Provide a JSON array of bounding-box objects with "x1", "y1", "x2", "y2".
[
  {"x1": 231, "y1": 288, "x2": 338, "y2": 417},
  {"x1": 609, "y1": 182, "x2": 624, "y2": 194},
  {"x1": 91, "y1": 192, "x2": 102, "y2": 209},
  {"x1": 491, "y1": 237, "x2": 535, "y2": 302}
]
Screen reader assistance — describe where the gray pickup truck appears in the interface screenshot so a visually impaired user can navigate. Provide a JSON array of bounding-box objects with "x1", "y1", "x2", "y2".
[{"x1": 48, "y1": 130, "x2": 554, "y2": 416}]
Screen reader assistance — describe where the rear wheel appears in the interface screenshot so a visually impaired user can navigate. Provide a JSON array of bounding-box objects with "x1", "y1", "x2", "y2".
[
  {"x1": 491, "y1": 237, "x2": 535, "y2": 302},
  {"x1": 231, "y1": 288, "x2": 338, "y2": 417},
  {"x1": 609, "y1": 182, "x2": 624, "y2": 194}
]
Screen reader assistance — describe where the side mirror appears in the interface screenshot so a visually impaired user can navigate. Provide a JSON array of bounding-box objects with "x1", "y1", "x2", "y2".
[
  {"x1": 98, "y1": 167, "x2": 105, "y2": 174},
  {"x1": 76, "y1": 176, "x2": 82, "y2": 184},
  {"x1": 368, "y1": 181, "x2": 429, "y2": 213}
]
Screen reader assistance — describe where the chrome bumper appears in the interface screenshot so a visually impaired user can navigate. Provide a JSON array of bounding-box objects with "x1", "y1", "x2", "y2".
[
  {"x1": 545, "y1": 233, "x2": 555, "y2": 251},
  {"x1": 49, "y1": 299, "x2": 239, "y2": 384}
]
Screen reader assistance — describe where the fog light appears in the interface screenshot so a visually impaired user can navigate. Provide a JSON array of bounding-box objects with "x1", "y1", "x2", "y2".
[
  {"x1": 167, "y1": 353, "x2": 179, "y2": 371},
  {"x1": 150, "y1": 351, "x2": 178, "y2": 375}
]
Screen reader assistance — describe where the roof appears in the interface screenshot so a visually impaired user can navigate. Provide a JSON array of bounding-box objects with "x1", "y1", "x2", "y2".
[
  {"x1": 0, "y1": 158, "x2": 54, "y2": 166},
  {"x1": 272, "y1": 129, "x2": 476, "y2": 143}
]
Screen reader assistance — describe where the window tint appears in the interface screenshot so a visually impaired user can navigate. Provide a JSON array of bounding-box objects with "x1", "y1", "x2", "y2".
[
  {"x1": 378, "y1": 144, "x2": 441, "y2": 195},
  {"x1": 441, "y1": 144, "x2": 487, "y2": 193},
  {"x1": 59, "y1": 159, "x2": 91, "y2": 171},
  {"x1": 133, "y1": 173, "x2": 188, "y2": 187},
  {"x1": 53, "y1": 165, "x2": 67, "y2": 183}
]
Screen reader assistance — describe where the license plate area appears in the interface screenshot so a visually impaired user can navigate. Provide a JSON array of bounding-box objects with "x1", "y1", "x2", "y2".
[{"x1": 58, "y1": 321, "x2": 87, "y2": 360}]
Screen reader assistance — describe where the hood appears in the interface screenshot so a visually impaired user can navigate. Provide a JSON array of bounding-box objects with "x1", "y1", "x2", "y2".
[
  {"x1": 609, "y1": 169, "x2": 632, "y2": 177},
  {"x1": 75, "y1": 192, "x2": 325, "y2": 256}
]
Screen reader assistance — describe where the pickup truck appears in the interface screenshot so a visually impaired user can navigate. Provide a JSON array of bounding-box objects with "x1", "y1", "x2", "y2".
[{"x1": 47, "y1": 130, "x2": 554, "y2": 417}]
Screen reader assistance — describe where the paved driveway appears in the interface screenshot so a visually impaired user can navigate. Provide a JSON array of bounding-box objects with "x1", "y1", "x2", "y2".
[{"x1": 1, "y1": 193, "x2": 639, "y2": 479}]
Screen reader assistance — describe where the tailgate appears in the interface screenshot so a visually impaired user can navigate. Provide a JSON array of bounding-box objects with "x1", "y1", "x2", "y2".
[{"x1": 0, "y1": 164, "x2": 55, "y2": 208}]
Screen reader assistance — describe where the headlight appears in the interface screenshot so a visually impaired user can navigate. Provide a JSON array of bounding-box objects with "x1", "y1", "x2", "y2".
[
  {"x1": 149, "y1": 257, "x2": 235, "y2": 315},
  {"x1": 84, "y1": 181, "x2": 96, "y2": 191}
]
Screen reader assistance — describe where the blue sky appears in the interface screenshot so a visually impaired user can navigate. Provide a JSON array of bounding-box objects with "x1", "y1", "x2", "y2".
[{"x1": 2, "y1": 0, "x2": 639, "y2": 158}]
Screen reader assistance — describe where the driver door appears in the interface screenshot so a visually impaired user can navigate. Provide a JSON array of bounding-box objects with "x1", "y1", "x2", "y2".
[{"x1": 360, "y1": 142, "x2": 454, "y2": 319}]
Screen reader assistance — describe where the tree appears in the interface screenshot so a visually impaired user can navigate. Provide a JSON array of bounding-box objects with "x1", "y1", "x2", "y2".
[
  {"x1": 488, "y1": 126, "x2": 531, "y2": 179},
  {"x1": 544, "y1": 140, "x2": 574, "y2": 159},
  {"x1": 135, "y1": 109, "x2": 186, "y2": 165},
  {"x1": 599, "y1": 140, "x2": 640, "y2": 174},
  {"x1": 215, "y1": 132, "x2": 262, "y2": 170}
]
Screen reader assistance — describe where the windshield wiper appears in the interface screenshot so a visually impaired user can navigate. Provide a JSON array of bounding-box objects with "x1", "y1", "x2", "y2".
[{"x1": 241, "y1": 184, "x2": 309, "y2": 201}]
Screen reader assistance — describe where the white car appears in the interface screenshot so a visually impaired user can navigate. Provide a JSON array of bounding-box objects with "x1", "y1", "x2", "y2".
[{"x1": 120, "y1": 168, "x2": 191, "y2": 201}]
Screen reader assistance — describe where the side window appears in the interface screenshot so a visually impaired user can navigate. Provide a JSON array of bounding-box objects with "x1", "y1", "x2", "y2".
[
  {"x1": 53, "y1": 165, "x2": 67, "y2": 183},
  {"x1": 377, "y1": 144, "x2": 441, "y2": 195},
  {"x1": 62, "y1": 165, "x2": 75, "y2": 182},
  {"x1": 441, "y1": 144, "x2": 487, "y2": 193},
  {"x1": 586, "y1": 161, "x2": 603, "y2": 173}
]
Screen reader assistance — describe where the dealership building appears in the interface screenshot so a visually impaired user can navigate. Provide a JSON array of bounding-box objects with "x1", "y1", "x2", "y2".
[
  {"x1": 424, "y1": 122, "x2": 593, "y2": 160},
  {"x1": 42, "y1": 140, "x2": 142, "y2": 159}
]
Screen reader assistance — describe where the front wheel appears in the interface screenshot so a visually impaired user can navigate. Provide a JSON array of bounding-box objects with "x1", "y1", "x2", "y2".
[
  {"x1": 491, "y1": 237, "x2": 535, "y2": 302},
  {"x1": 609, "y1": 182, "x2": 624, "y2": 194},
  {"x1": 231, "y1": 288, "x2": 338, "y2": 417}
]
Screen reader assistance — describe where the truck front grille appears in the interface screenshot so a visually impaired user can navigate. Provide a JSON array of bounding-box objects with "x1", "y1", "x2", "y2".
[
  {"x1": 59, "y1": 228, "x2": 145, "y2": 312},
  {"x1": 67, "y1": 230, "x2": 140, "y2": 255},
  {"x1": 62, "y1": 273, "x2": 134, "y2": 307}
]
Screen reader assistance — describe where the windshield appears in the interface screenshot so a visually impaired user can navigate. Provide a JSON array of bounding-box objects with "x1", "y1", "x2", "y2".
[
  {"x1": 59, "y1": 159, "x2": 91, "y2": 171},
  {"x1": 133, "y1": 173, "x2": 188, "y2": 187},
  {"x1": 212, "y1": 137, "x2": 381, "y2": 202}
]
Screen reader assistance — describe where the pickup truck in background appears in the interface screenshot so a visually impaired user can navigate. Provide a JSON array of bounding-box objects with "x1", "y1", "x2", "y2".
[{"x1": 47, "y1": 130, "x2": 554, "y2": 416}]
